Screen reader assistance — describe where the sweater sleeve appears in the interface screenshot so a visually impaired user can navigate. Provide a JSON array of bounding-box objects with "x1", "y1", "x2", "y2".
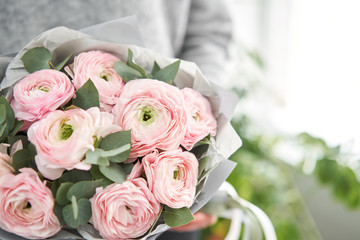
[{"x1": 178, "y1": 0, "x2": 233, "y2": 83}]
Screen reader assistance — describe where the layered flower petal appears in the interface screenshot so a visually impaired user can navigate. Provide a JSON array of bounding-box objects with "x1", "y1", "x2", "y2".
[
  {"x1": 143, "y1": 149, "x2": 198, "y2": 208},
  {"x1": 112, "y1": 79, "x2": 187, "y2": 159},
  {"x1": 181, "y1": 88, "x2": 217, "y2": 150},
  {"x1": 0, "y1": 168, "x2": 61, "y2": 239},
  {"x1": 27, "y1": 107, "x2": 120, "y2": 179},
  {"x1": 68, "y1": 51, "x2": 124, "y2": 111},
  {"x1": 11, "y1": 69, "x2": 75, "y2": 129},
  {"x1": 91, "y1": 178, "x2": 161, "y2": 240}
]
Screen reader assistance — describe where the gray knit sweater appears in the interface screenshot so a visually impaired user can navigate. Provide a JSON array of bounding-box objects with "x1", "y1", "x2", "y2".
[{"x1": 0, "y1": 0, "x2": 232, "y2": 82}]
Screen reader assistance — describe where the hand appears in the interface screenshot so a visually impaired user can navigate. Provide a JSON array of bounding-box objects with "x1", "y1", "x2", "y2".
[{"x1": 172, "y1": 212, "x2": 217, "y2": 232}]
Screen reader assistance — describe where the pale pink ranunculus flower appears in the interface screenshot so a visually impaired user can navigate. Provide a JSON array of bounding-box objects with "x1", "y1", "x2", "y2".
[
  {"x1": 112, "y1": 79, "x2": 187, "y2": 159},
  {"x1": 67, "y1": 50, "x2": 124, "y2": 111},
  {"x1": 0, "y1": 152, "x2": 14, "y2": 177},
  {"x1": 11, "y1": 69, "x2": 75, "y2": 129},
  {"x1": 90, "y1": 178, "x2": 161, "y2": 240},
  {"x1": 181, "y1": 88, "x2": 217, "y2": 150},
  {"x1": 0, "y1": 168, "x2": 61, "y2": 239},
  {"x1": 27, "y1": 107, "x2": 120, "y2": 180},
  {"x1": 142, "y1": 149, "x2": 198, "y2": 209}
]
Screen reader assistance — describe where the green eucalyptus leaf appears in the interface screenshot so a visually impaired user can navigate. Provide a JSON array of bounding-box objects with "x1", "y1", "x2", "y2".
[
  {"x1": 153, "y1": 60, "x2": 180, "y2": 84},
  {"x1": 99, "y1": 162, "x2": 127, "y2": 184},
  {"x1": 122, "y1": 163, "x2": 135, "y2": 175},
  {"x1": 0, "y1": 123, "x2": 5, "y2": 138},
  {"x1": 54, "y1": 203, "x2": 66, "y2": 225},
  {"x1": 113, "y1": 61, "x2": 142, "y2": 82},
  {"x1": 62, "y1": 198, "x2": 91, "y2": 228},
  {"x1": 7, "y1": 135, "x2": 30, "y2": 149},
  {"x1": 59, "y1": 169, "x2": 92, "y2": 184},
  {"x1": 66, "y1": 179, "x2": 102, "y2": 201},
  {"x1": 84, "y1": 148, "x2": 110, "y2": 166},
  {"x1": 190, "y1": 144, "x2": 210, "y2": 159},
  {"x1": 51, "y1": 180, "x2": 59, "y2": 198},
  {"x1": 12, "y1": 149, "x2": 36, "y2": 172},
  {"x1": 21, "y1": 47, "x2": 51, "y2": 73},
  {"x1": 99, "y1": 130, "x2": 131, "y2": 163},
  {"x1": 56, "y1": 182, "x2": 74, "y2": 206},
  {"x1": 90, "y1": 165, "x2": 113, "y2": 187},
  {"x1": 127, "y1": 49, "x2": 148, "y2": 78},
  {"x1": 73, "y1": 79, "x2": 100, "y2": 110},
  {"x1": 198, "y1": 156, "x2": 210, "y2": 176},
  {"x1": 27, "y1": 143, "x2": 37, "y2": 158},
  {"x1": 8, "y1": 120, "x2": 23, "y2": 137},
  {"x1": 192, "y1": 134, "x2": 211, "y2": 148},
  {"x1": 0, "y1": 104, "x2": 5, "y2": 124},
  {"x1": 151, "y1": 61, "x2": 161, "y2": 76},
  {"x1": 0, "y1": 96, "x2": 15, "y2": 141},
  {"x1": 55, "y1": 53, "x2": 72, "y2": 71},
  {"x1": 163, "y1": 206, "x2": 194, "y2": 227}
]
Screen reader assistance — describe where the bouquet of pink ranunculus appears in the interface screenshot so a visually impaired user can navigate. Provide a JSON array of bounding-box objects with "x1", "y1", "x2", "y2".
[{"x1": 0, "y1": 21, "x2": 241, "y2": 240}]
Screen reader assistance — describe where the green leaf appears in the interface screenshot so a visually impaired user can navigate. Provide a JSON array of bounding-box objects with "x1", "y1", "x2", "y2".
[
  {"x1": 163, "y1": 206, "x2": 194, "y2": 227},
  {"x1": 54, "y1": 203, "x2": 66, "y2": 225},
  {"x1": 113, "y1": 61, "x2": 143, "y2": 82},
  {"x1": 0, "y1": 123, "x2": 5, "y2": 138},
  {"x1": 21, "y1": 47, "x2": 51, "y2": 73},
  {"x1": 90, "y1": 165, "x2": 113, "y2": 187},
  {"x1": 84, "y1": 148, "x2": 110, "y2": 166},
  {"x1": 100, "y1": 144, "x2": 131, "y2": 158},
  {"x1": 315, "y1": 158, "x2": 338, "y2": 184},
  {"x1": 192, "y1": 134, "x2": 211, "y2": 148},
  {"x1": 0, "y1": 104, "x2": 5, "y2": 124},
  {"x1": 59, "y1": 169, "x2": 92, "y2": 184},
  {"x1": 99, "y1": 162, "x2": 127, "y2": 184},
  {"x1": 73, "y1": 79, "x2": 100, "y2": 110},
  {"x1": 7, "y1": 135, "x2": 30, "y2": 149},
  {"x1": 56, "y1": 182, "x2": 74, "y2": 206},
  {"x1": 0, "y1": 96, "x2": 15, "y2": 142},
  {"x1": 8, "y1": 120, "x2": 23, "y2": 136},
  {"x1": 122, "y1": 163, "x2": 135, "y2": 175},
  {"x1": 127, "y1": 49, "x2": 148, "y2": 78},
  {"x1": 153, "y1": 60, "x2": 180, "y2": 84},
  {"x1": 151, "y1": 61, "x2": 161, "y2": 76},
  {"x1": 191, "y1": 144, "x2": 210, "y2": 159},
  {"x1": 99, "y1": 130, "x2": 132, "y2": 163},
  {"x1": 198, "y1": 156, "x2": 210, "y2": 176},
  {"x1": 27, "y1": 143, "x2": 37, "y2": 158},
  {"x1": 66, "y1": 179, "x2": 102, "y2": 201},
  {"x1": 51, "y1": 180, "x2": 59, "y2": 197},
  {"x1": 12, "y1": 149, "x2": 35, "y2": 172},
  {"x1": 62, "y1": 198, "x2": 91, "y2": 228},
  {"x1": 55, "y1": 53, "x2": 72, "y2": 71}
]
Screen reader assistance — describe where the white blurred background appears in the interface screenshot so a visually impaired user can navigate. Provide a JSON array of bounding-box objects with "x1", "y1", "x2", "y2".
[{"x1": 227, "y1": 0, "x2": 360, "y2": 239}]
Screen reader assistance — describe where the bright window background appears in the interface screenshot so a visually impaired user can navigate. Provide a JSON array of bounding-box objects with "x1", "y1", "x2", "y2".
[
  {"x1": 229, "y1": 0, "x2": 360, "y2": 152},
  {"x1": 228, "y1": 0, "x2": 360, "y2": 239}
]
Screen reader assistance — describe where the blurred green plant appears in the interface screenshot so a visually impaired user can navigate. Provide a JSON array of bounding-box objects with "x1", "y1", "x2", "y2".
[{"x1": 201, "y1": 42, "x2": 360, "y2": 239}]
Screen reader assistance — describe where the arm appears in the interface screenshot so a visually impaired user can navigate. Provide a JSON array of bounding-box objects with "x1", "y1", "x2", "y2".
[{"x1": 178, "y1": 0, "x2": 233, "y2": 83}]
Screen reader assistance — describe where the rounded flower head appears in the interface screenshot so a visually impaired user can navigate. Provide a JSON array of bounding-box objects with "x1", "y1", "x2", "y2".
[
  {"x1": 90, "y1": 178, "x2": 161, "y2": 240},
  {"x1": 11, "y1": 69, "x2": 75, "y2": 129},
  {"x1": 68, "y1": 50, "x2": 124, "y2": 111},
  {"x1": 112, "y1": 79, "x2": 187, "y2": 159},
  {"x1": 0, "y1": 152, "x2": 14, "y2": 177},
  {"x1": 181, "y1": 88, "x2": 217, "y2": 150},
  {"x1": 0, "y1": 168, "x2": 61, "y2": 239},
  {"x1": 27, "y1": 107, "x2": 120, "y2": 180},
  {"x1": 142, "y1": 149, "x2": 198, "y2": 208}
]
